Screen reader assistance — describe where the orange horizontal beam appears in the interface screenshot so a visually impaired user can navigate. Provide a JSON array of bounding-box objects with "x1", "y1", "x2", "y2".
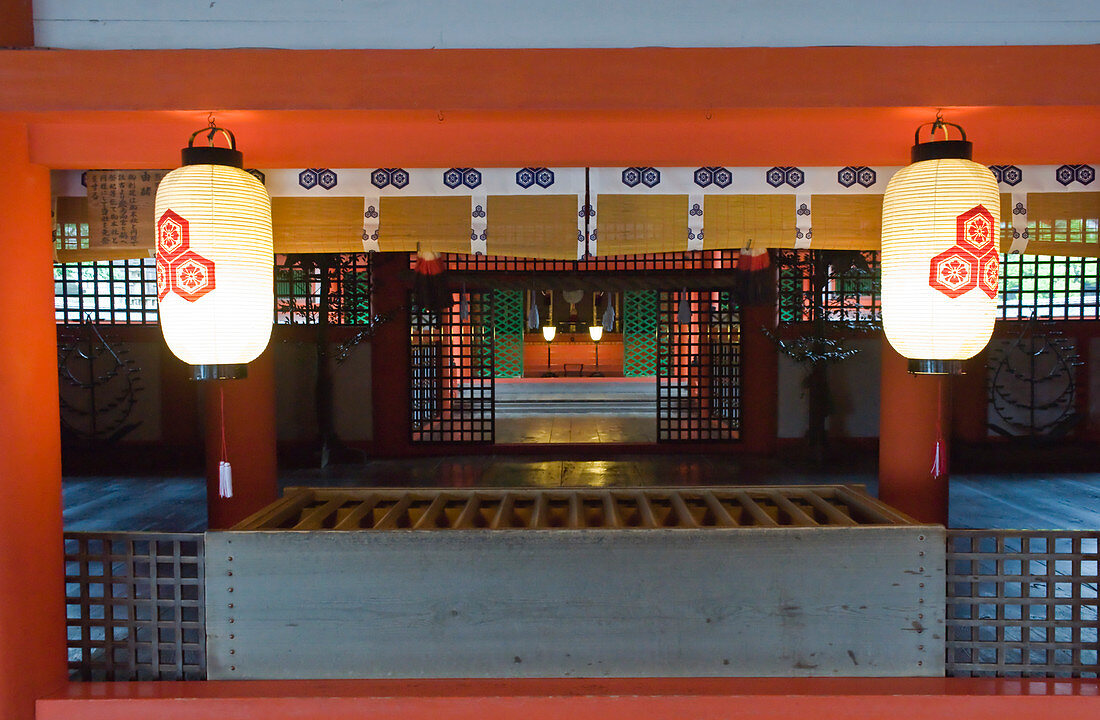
[
  {"x1": 18, "y1": 106, "x2": 1100, "y2": 169},
  {"x1": 2, "y1": 46, "x2": 1099, "y2": 113},
  {"x1": 37, "y1": 678, "x2": 1100, "y2": 720},
  {"x1": 4, "y1": 46, "x2": 1098, "y2": 167}
]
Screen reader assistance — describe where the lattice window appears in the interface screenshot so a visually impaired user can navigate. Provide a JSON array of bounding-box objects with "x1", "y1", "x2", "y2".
[
  {"x1": 623, "y1": 290, "x2": 658, "y2": 377},
  {"x1": 656, "y1": 290, "x2": 741, "y2": 442},
  {"x1": 946, "y1": 531, "x2": 1099, "y2": 678},
  {"x1": 54, "y1": 259, "x2": 159, "y2": 324},
  {"x1": 999, "y1": 254, "x2": 1100, "y2": 321},
  {"x1": 409, "y1": 291, "x2": 494, "y2": 443},
  {"x1": 55, "y1": 215, "x2": 91, "y2": 252},
  {"x1": 275, "y1": 253, "x2": 372, "y2": 324},
  {"x1": 775, "y1": 250, "x2": 881, "y2": 324},
  {"x1": 65, "y1": 532, "x2": 206, "y2": 681},
  {"x1": 418, "y1": 250, "x2": 739, "y2": 273},
  {"x1": 493, "y1": 290, "x2": 524, "y2": 378}
]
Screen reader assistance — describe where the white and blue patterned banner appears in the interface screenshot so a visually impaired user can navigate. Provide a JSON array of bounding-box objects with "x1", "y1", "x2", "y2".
[
  {"x1": 54, "y1": 164, "x2": 1095, "y2": 257},
  {"x1": 259, "y1": 167, "x2": 588, "y2": 197}
]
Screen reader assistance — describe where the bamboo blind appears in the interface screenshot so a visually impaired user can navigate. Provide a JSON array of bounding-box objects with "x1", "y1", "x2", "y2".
[
  {"x1": 998, "y1": 193, "x2": 1014, "y2": 251},
  {"x1": 52, "y1": 191, "x2": 1100, "y2": 261},
  {"x1": 233, "y1": 485, "x2": 920, "y2": 531},
  {"x1": 377, "y1": 196, "x2": 470, "y2": 253},
  {"x1": 597, "y1": 194, "x2": 689, "y2": 255},
  {"x1": 487, "y1": 195, "x2": 578, "y2": 259},
  {"x1": 271, "y1": 197, "x2": 363, "y2": 253},
  {"x1": 809, "y1": 194, "x2": 883, "y2": 250},
  {"x1": 704, "y1": 195, "x2": 796, "y2": 249},
  {"x1": 1023, "y1": 192, "x2": 1100, "y2": 257}
]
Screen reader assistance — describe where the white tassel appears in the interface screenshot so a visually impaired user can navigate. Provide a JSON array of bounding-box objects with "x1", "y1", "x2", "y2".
[
  {"x1": 219, "y1": 460, "x2": 234, "y2": 498},
  {"x1": 931, "y1": 439, "x2": 947, "y2": 479}
]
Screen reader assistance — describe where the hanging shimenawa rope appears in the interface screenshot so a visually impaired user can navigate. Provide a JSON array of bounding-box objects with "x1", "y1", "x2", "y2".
[{"x1": 218, "y1": 386, "x2": 233, "y2": 498}]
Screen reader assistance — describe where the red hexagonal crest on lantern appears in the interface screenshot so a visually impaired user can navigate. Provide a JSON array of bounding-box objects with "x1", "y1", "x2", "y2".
[
  {"x1": 956, "y1": 204, "x2": 995, "y2": 254},
  {"x1": 977, "y1": 246, "x2": 999, "y2": 299},
  {"x1": 171, "y1": 250, "x2": 216, "y2": 302},
  {"x1": 929, "y1": 247, "x2": 978, "y2": 298},
  {"x1": 155, "y1": 256, "x2": 172, "y2": 301},
  {"x1": 156, "y1": 209, "x2": 189, "y2": 261}
]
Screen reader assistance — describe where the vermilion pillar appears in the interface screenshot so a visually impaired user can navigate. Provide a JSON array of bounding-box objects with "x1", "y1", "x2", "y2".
[
  {"x1": 0, "y1": 0, "x2": 33, "y2": 47},
  {"x1": 0, "y1": 123, "x2": 68, "y2": 720},
  {"x1": 203, "y1": 346, "x2": 278, "y2": 529},
  {"x1": 952, "y1": 351, "x2": 990, "y2": 444},
  {"x1": 370, "y1": 253, "x2": 412, "y2": 457},
  {"x1": 740, "y1": 290, "x2": 779, "y2": 455},
  {"x1": 879, "y1": 338, "x2": 951, "y2": 525}
]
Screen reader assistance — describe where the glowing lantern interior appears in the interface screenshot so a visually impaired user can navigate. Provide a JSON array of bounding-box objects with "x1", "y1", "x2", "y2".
[
  {"x1": 155, "y1": 164, "x2": 273, "y2": 368},
  {"x1": 881, "y1": 158, "x2": 1000, "y2": 364}
]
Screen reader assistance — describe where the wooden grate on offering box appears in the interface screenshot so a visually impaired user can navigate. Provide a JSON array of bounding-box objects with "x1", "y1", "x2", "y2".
[{"x1": 232, "y1": 485, "x2": 920, "y2": 531}]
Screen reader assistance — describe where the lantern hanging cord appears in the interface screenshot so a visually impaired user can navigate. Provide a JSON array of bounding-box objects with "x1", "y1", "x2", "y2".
[
  {"x1": 933, "y1": 111, "x2": 949, "y2": 140},
  {"x1": 218, "y1": 386, "x2": 233, "y2": 499},
  {"x1": 219, "y1": 386, "x2": 230, "y2": 466},
  {"x1": 931, "y1": 378, "x2": 948, "y2": 480},
  {"x1": 187, "y1": 115, "x2": 237, "y2": 150},
  {"x1": 914, "y1": 112, "x2": 967, "y2": 145}
]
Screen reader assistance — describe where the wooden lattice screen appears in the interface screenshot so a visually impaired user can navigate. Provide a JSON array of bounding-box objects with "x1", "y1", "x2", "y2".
[
  {"x1": 65, "y1": 532, "x2": 205, "y2": 681},
  {"x1": 409, "y1": 290, "x2": 495, "y2": 443},
  {"x1": 492, "y1": 289, "x2": 524, "y2": 378},
  {"x1": 656, "y1": 289, "x2": 741, "y2": 442},
  {"x1": 945, "y1": 530, "x2": 1099, "y2": 678},
  {"x1": 623, "y1": 290, "x2": 658, "y2": 376}
]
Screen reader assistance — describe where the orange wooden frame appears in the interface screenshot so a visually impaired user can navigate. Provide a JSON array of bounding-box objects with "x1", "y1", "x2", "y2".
[
  {"x1": 1, "y1": 46, "x2": 1098, "y2": 168},
  {"x1": 37, "y1": 678, "x2": 1100, "y2": 720},
  {"x1": 4, "y1": 42, "x2": 1100, "y2": 720}
]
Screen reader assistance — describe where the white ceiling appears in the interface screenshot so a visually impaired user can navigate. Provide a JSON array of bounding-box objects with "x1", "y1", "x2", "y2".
[{"x1": 34, "y1": 0, "x2": 1100, "y2": 50}]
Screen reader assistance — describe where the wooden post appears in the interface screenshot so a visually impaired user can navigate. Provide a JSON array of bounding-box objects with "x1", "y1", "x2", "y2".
[
  {"x1": 0, "y1": 0, "x2": 34, "y2": 47},
  {"x1": 369, "y1": 253, "x2": 413, "y2": 456},
  {"x1": 204, "y1": 345, "x2": 278, "y2": 529},
  {"x1": 740, "y1": 283, "x2": 779, "y2": 455},
  {"x1": 878, "y1": 338, "x2": 951, "y2": 525},
  {"x1": 0, "y1": 121, "x2": 68, "y2": 720},
  {"x1": 952, "y1": 351, "x2": 989, "y2": 444}
]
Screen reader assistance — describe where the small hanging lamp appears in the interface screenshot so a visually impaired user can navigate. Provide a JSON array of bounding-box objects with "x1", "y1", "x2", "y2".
[
  {"x1": 881, "y1": 114, "x2": 1000, "y2": 374},
  {"x1": 155, "y1": 119, "x2": 273, "y2": 380}
]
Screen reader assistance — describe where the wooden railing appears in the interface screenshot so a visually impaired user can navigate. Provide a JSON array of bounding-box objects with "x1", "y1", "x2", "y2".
[{"x1": 65, "y1": 532, "x2": 205, "y2": 680}]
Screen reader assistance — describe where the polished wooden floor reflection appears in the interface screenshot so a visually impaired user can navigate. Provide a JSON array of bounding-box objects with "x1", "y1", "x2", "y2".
[{"x1": 495, "y1": 378, "x2": 656, "y2": 444}]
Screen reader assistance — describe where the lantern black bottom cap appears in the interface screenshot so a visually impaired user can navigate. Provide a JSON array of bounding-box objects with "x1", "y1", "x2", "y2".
[
  {"x1": 908, "y1": 359, "x2": 964, "y2": 375},
  {"x1": 191, "y1": 363, "x2": 248, "y2": 381}
]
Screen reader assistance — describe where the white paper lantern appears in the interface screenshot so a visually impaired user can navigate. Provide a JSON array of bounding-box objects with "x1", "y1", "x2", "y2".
[
  {"x1": 881, "y1": 121, "x2": 1000, "y2": 374},
  {"x1": 155, "y1": 127, "x2": 273, "y2": 380}
]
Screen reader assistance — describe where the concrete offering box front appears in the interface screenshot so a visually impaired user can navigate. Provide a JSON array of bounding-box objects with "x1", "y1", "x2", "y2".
[{"x1": 206, "y1": 485, "x2": 944, "y2": 679}]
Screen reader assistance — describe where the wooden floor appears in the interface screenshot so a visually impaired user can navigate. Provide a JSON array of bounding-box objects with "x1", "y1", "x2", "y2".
[
  {"x1": 62, "y1": 456, "x2": 1100, "y2": 533},
  {"x1": 496, "y1": 378, "x2": 656, "y2": 444}
]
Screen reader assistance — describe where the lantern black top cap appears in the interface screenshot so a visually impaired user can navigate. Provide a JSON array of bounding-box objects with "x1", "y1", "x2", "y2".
[
  {"x1": 181, "y1": 123, "x2": 244, "y2": 169},
  {"x1": 911, "y1": 114, "x2": 973, "y2": 163}
]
